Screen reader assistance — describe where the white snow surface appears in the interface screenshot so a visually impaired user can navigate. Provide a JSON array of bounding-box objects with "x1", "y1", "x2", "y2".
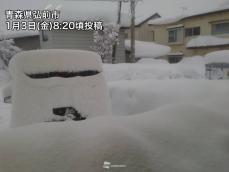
[
  {"x1": 205, "y1": 50, "x2": 229, "y2": 64},
  {"x1": 1, "y1": 80, "x2": 229, "y2": 172},
  {"x1": 0, "y1": 77, "x2": 11, "y2": 130},
  {"x1": 9, "y1": 49, "x2": 112, "y2": 127},
  {"x1": 187, "y1": 36, "x2": 229, "y2": 48},
  {"x1": 125, "y1": 40, "x2": 171, "y2": 58},
  {"x1": 1, "y1": 51, "x2": 229, "y2": 171},
  {"x1": 103, "y1": 61, "x2": 205, "y2": 81}
]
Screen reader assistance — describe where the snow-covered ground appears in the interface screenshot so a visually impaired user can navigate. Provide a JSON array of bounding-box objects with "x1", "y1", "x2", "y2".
[
  {"x1": 104, "y1": 58, "x2": 205, "y2": 81},
  {"x1": 0, "y1": 75, "x2": 11, "y2": 130},
  {"x1": 1, "y1": 80, "x2": 229, "y2": 172},
  {"x1": 1, "y1": 57, "x2": 229, "y2": 171}
]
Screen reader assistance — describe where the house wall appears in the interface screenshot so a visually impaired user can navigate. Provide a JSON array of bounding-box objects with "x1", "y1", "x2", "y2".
[
  {"x1": 14, "y1": 35, "x2": 40, "y2": 50},
  {"x1": 126, "y1": 22, "x2": 155, "y2": 42},
  {"x1": 149, "y1": 10, "x2": 229, "y2": 57},
  {"x1": 40, "y1": 30, "x2": 94, "y2": 50},
  {"x1": 40, "y1": 30, "x2": 126, "y2": 63}
]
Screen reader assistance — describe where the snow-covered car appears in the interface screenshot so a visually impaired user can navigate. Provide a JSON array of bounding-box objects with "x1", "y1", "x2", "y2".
[{"x1": 9, "y1": 49, "x2": 112, "y2": 127}]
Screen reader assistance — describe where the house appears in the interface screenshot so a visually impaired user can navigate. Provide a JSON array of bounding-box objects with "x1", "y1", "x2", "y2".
[
  {"x1": 39, "y1": 1, "x2": 132, "y2": 63},
  {"x1": 125, "y1": 13, "x2": 160, "y2": 42},
  {"x1": 135, "y1": 7, "x2": 229, "y2": 63},
  {"x1": 39, "y1": 1, "x2": 161, "y2": 63}
]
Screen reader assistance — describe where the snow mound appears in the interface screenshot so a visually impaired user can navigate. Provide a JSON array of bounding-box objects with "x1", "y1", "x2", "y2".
[
  {"x1": 179, "y1": 56, "x2": 204, "y2": 65},
  {"x1": 137, "y1": 58, "x2": 168, "y2": 64},
  {"x1": 187, "y1": 36, "x2": 229, "y2": 48},
  {"x1": 103, "y1": 62, "x2": 205, "y2": 82},
  {"x1": 205, "y1": 50, "x2": 229, "y2": 64},
  {"x1": 109, "y1": 80, "x2": 229, "y2": 115},
  {"x1": 125, "y1": 40, "x2": 171, "y2": 58},
  {"x1": 10, "y1": 49, "x2": 112, "y2": 127},
  {"x1": 1, "y1": 100, "x2": 229, "y2": 172}
]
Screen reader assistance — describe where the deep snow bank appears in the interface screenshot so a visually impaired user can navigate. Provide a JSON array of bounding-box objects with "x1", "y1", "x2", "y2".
[
  {"x1": 125, "y1": 40, "x2": 171, "y2": 58},
  {"x1": 103, "y1": 62, "x2": 205, "y2": 82},
  {"x1": 0, "y1": 100, "x2": 229, "y2": 172},
  {"x1": 109, "y1": 80, "x2": 229, "y2": 115}
]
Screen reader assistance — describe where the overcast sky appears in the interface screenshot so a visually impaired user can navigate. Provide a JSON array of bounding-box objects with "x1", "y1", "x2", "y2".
[
  {"x1": 1, "y1": 0, "x2": 228, "y2": 18},
  {"x1": 0, "y1": 0, "x2": 229, "y2": 29}
]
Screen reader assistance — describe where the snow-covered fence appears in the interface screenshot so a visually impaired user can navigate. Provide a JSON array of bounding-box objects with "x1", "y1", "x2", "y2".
[{"x1": 9, "y1": 49, "x2": 112, "y2": 127}]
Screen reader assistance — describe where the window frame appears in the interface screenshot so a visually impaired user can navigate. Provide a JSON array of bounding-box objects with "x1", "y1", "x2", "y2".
[
  {"x1": 168, "y1": 27, "x2": 184, "y2": 44},
  {"x1": 185, "y1": 27, "x2": 200, "y2": 37},
  {"x1": 211, "y1": 21, "x2": 229, "y2": 36}
]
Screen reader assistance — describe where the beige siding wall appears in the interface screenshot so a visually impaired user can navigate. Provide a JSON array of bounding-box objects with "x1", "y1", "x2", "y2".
[{"x1": 127, "y1": 22, "x2": 155, "y2": 42}]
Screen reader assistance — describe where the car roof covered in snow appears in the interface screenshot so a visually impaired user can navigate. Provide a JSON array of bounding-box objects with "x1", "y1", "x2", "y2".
[{"x1": 9, "y1": 49, "x2": 103, "y2": 76}]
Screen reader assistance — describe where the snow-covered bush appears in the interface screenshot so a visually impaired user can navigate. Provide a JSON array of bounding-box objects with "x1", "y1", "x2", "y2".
[
  {"x1": 0, "y1": 39, "x2": 21, "y2": 70},
  {"x1": 9, "y1": 49, "x2": 112, "y2": 127},
  {"x1": 93, "y1": 24, "x2": 119, "y2": 63}
]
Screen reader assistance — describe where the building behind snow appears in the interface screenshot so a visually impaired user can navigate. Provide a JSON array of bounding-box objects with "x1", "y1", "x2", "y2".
[
  {"x1": 39, "y1": 1, "x2": 130, "y2": 63},
  {"x1": 132, "y1": 7, "x2": 229, "y2": 63}
]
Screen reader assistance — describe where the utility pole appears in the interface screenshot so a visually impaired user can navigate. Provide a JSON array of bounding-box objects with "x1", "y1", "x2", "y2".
[{"x1": 130, "y1": 0, "x2": 135, "y2": 63}]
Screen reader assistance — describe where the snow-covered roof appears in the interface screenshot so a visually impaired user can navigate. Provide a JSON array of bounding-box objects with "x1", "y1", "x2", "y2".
[
  {"x1": 125, "y1": 40, "x2": 171, "y2": 58},
  {"x1": 187, "y1": 36, "x2": 229, "y2": 48},
  {"x1": 205, "y1": 50, "x2": 229, "y2": 64},
  {"x1": 148, "y1": 6, "x2": 229, "y2": 25}
]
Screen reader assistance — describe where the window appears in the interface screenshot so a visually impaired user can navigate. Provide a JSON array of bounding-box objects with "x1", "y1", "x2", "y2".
[
  {"x1": 168, "y1": 28, "x2": 183, "y2": 43},
  {"x1": 185, "y1": 27, "x2": 200, "y2": 37},
  {"x1": 168, "y1": 55, "x2": 183, "y2": 63},
  {"x1": 212, "y1": 21, "x2": 229, "y2": 35}
]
